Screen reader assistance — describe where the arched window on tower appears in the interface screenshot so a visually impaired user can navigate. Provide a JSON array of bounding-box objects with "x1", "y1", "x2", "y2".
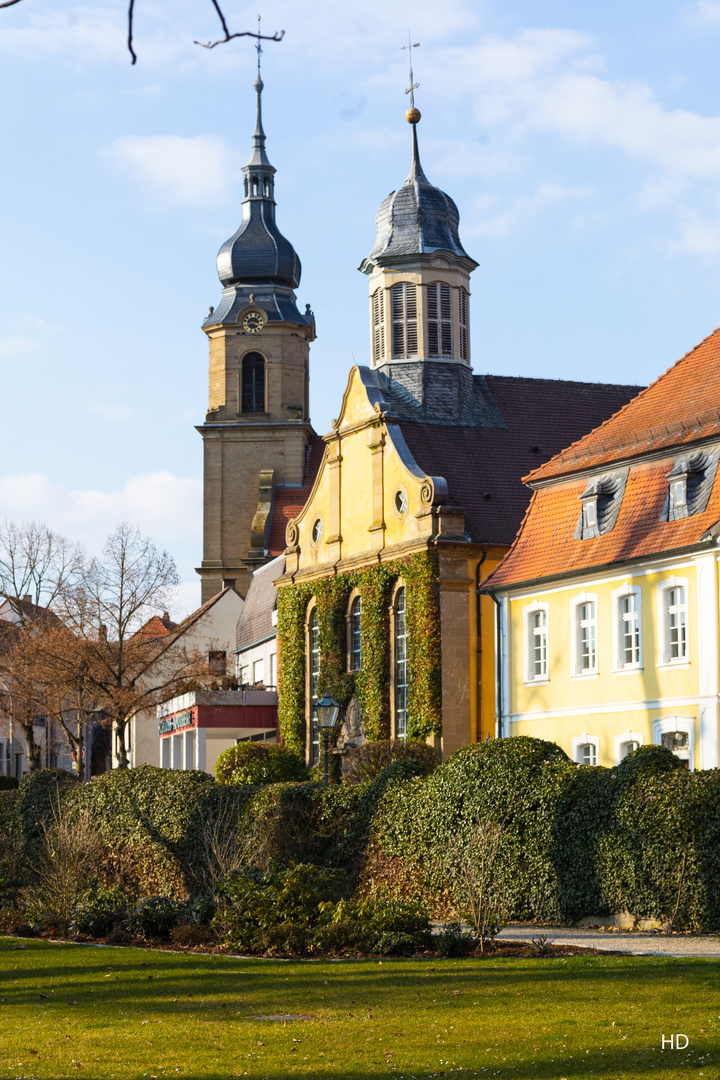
[
  {"x1": 241, "y1": 353, "x2": 266, "y2": 413},
  {"x1": 372, "y1": 288, "x2": 385, "y2": 364},
  {"x1": 427, "y1": 282, "x2": 453, "y2": 358},
  {"x1": 459, "y1": 287, "x2": 469, "y2": 361},
  {"x1": 391, "y1": 283, "x2": 418, "y2": 359}
]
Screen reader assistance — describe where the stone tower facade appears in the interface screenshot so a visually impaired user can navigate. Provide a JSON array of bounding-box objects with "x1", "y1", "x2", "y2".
[
  {"x1": 196, "y1": 75, "x2": 315, "y2": 602},
  {"x1": 358, "y1": 115, "x2": 478, "y2": 422}
]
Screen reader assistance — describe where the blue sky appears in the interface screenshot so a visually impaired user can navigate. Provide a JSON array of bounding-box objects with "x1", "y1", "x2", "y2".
[{"x1": 2, "y1": 0, "x2": 720, "y2": 615}]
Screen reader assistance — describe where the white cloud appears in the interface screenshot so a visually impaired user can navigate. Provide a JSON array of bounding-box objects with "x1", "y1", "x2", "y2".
[
  {"x1": 0, "y1": 471, "x2": 203, "y2": 618},
  {"x1": 104, "y1": 134, "x2": 239, "y2": 204},
  {"x1": 471, "y1": 183, "x2": 593, "y2": 238},
  {"x1": 87, "y1": 400, "x2": 132, "y2": 423},
  {"x1": 671, "y1": 204, "x2": 720, "y2": 254},
  {"x1": 0, "y1": 6, "x2": 126, "y2": 62},
  {"x1": 0, "y1": 337, "x2": 40, "y2": 356},
  {"x1": 686, "y1": 1, "x2": 720, "y2": 27}
]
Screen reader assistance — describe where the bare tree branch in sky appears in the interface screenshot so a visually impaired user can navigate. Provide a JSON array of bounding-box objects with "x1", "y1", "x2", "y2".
[{"x1": 0, "y1": 0, "x2": 283, "y2": 64}]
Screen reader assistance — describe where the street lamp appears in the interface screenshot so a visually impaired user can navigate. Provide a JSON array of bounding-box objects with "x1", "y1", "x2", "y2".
[{"x1": 314, "y1": 688, "x2": 340, "y2": 783}]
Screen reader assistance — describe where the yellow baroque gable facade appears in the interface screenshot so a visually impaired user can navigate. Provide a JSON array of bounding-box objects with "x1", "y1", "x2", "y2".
[{"x1": 277, "y1": 365, "x2": 501, "y2": 761}]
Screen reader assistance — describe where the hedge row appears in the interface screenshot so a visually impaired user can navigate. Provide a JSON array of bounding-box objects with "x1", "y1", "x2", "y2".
[{"x1": 2, "y1": 738, "x2": 719, "y2": 931}]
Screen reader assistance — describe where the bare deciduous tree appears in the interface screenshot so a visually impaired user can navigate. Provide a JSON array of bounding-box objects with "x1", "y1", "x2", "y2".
[
  {"x1": 57, "y1": 523, "x2": 211, "y2": 769},
  {"x1": 0, "y1": 520, "x2": 84, "y2": 624},
  {"x1": 448, "y1": 816, "x2": 510, "y2": 953}
]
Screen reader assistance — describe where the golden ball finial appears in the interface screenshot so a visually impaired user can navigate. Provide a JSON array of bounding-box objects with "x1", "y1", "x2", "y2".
[{"x1": 406, "y1": 107, "x2": 421, "y2": 124}]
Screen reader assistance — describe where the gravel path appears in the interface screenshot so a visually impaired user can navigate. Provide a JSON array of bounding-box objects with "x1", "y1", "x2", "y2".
[{"x1": 498, "y1": 924, "x2": 720, "y2": 958}]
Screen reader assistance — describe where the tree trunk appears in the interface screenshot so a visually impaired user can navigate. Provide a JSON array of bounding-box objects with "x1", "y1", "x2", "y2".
[
  {"x1": 114, "y1": 718, "x2": 129, "y2": 769},
  {"x1": 20, "y1": 721, "x2": 42, "y2": 771}
]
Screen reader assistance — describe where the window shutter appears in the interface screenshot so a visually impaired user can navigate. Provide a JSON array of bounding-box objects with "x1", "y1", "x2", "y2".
[
  {"x1": 459, "y1": 287, "x2": 468, "y2": 361},
  {"x1": 391, "y1": 283, "x2": 418, "y2": 359},
  {"x1": 427, "y1": 282, "x2": 452, "y2": 357},
  {"x1": 372, "y1": 288, "x2": 385, "y2": 364}
]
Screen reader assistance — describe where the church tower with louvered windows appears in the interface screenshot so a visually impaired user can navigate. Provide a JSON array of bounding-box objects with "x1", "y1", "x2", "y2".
[
  {"x1": 196, "y1": 73, "x2": 317, "y2": 602},
  {"x1": 358, "y1": 107, "x2": 478, "y2": 421}
]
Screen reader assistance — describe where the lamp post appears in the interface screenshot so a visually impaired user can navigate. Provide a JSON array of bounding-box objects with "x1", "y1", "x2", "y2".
[{"x1": 314, "y1": 688, "x2": 340, "y2": 783}]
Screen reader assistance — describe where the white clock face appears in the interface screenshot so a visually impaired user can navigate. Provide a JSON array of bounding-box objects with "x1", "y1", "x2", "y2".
[{"x1": 243, "y1": 311, "x2": 264, "y2": 334}]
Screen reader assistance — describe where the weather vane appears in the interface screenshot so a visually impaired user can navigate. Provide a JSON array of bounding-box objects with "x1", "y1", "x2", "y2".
[
  {"x1": 256, "y1": 13, "x2": 262, "y2": 75},
  {"x1": 402, "y1": 32, "x2": 420, "y2": 108}
]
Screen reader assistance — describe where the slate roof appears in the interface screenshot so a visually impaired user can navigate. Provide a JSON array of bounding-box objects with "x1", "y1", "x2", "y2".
[
  {"x1": 527, "y1": 326, "x2": 720, "y2": 483},
  {"x1": 398, "y1": 375, "x2": 642, "y2": 546},
  {"x1": 485, "y1": 327, "x2": 720, "y2": 589},
  {"x1": 266, "y1": 435, "x2": 326, "y2": 556},
  {"x1": 235, "y1": 554, "x2": 285, "y2": 652},
  {"x1": 367, "y1": 126, "x2": 476, "y2": 267}
]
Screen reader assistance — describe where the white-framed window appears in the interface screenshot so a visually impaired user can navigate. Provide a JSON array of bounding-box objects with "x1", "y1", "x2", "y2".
[
  {"x1": 390, "y1": 282, "x2": 418, "y2": 359},
  {"x1": 427, "y1": 281, "x2": 452, "y2": 358},
  {"x1": 657, "y1": 577, "x2": 689, "y2": 666},
  {"x1": 570, "y1": 592, "x2": 598, "y2": 676},
  {"x1": 523, "y1": 602, "x2": 549, "y2": 682},
  {"x1": 371, "y1": 287, "x2": 385, "y2": 364},
  {"x1": 252, "y1": 658, "x2": 265, "y2": 685},
  {"x1": 571, "y1": 733, "x2": 599, "y2": 766},
  {"x1": 614, "y1": 729, "x2": 644, "y2": 764},
  {"x1": 269, "y1": 652, "x2": 276, "y2": 689},
  {"x1": 653, "y1": 715, "x2": 694, "y2": 770},
  {"x1": 612, "y1": 583, "x2": 642, "y2": 671}
]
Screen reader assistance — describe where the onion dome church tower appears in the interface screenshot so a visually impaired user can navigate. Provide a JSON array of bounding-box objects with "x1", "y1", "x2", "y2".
[
  {"x1": 358, "y1": 106, "x2": 479, "y2": 421},
  {"x1": 196, "y1": 71, "x2": 316, "y2": 602}
]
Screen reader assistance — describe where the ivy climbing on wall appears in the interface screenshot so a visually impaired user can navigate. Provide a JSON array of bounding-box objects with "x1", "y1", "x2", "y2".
[{"x1": 276, "y1": 551, "x2": 442, "y2": 755}]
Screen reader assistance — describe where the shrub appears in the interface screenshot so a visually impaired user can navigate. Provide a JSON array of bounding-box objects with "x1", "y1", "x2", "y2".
[
  {"x1": 214, "y1": 742, "x2": 309, "y2": 785},
  {"x1": 343, "y1": 739, "x2": 439, "y2": 784},
  {"x1": 126, "y1": 896, "x2": 189, "y2": 939},
  {"x1": 170, "y1": 923, "x2": 217, "y2": 947},
  {"x1": 0, "y1": 776, "x2": 18, "y2": 791},
  {"x1": 70, "y1": 886, "x2": 128, "y2": 937},
  {"x1": 435, "y1": 920, "x2": 475, "y2": 958}
]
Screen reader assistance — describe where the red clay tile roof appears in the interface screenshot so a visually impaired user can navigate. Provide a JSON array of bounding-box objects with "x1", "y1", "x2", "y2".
[
  {"x1": 266, "y1": 434, "x2": 326, "y2": 556},
  {"x1": 528, "y1": 327, "x2": 720, "y2": 483},
  {"x1": 134, "y1": 613, "x2": 178, "y2": 639},
  {"x1": 399, "y1": 376, "x2": 642, "y2": 546},
  {"x1": 485, "y1": 455, "x2": 720, "y2": 589}
]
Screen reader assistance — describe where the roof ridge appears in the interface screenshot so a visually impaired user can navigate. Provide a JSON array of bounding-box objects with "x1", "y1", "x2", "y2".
[{"x1": 525, "y1": 326, "x2": 720, "y2": 483}]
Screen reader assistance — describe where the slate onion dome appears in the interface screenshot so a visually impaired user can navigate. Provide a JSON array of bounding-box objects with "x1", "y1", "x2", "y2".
[
  {"x1": 365, "y1": 106, "x2": 477, "y2": 270},
  {"x1": 215, "y1": 74, "x2": 301, "y2": 290}
]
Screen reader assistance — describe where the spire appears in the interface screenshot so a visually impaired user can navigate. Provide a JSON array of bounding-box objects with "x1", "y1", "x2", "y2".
[{"x1": 248, "y1": 20, "x2": 271, "y2": 169}]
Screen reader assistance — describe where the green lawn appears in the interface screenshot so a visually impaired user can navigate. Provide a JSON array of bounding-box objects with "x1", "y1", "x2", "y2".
[{"x1": 1, "y1": 937, "x2": 719, "y2": 1080}]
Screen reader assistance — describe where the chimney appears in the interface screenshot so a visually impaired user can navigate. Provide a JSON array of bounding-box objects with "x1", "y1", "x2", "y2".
[
  {"x1": 23, "y1": 594, "x2": 31, "y2": 604},
  {"x1": 162, "y1": 611, "x2": 170, "y2": 621},
  {"x1": 221, "y1": 578, "x2": 236, "y2": 591}
]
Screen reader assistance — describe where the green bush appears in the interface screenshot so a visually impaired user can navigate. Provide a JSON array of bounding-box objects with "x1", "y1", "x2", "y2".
[
  {"x1": 126, "y1": 896, "x2": 189, "y2": 939},
  {"x1": 214, "y1": 742, "x2": 309, "y2": 785},
  {"x1": 215, "y1": 862, "x2": 430, "y2": 956},
  {"x1": 343, "y1": 739, "x2": 439, "y2": 784},
  {"x1": 70, "y1": 885, "x2": 128, "y2": 937}
]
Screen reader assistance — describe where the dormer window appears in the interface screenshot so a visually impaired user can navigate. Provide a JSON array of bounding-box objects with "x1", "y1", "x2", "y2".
[
  {"x1": 664, "y1": 449, "x2": 719, "y2": 521},
  {"x1": 575, "y1": 470, "x2": 629, "y2": 540},
  {"x1": 583, "y1": 498, "x2": 597, "y2": 530},
  {"x1": 670, "y1": 477, "x2": 686, "y2": 510}
]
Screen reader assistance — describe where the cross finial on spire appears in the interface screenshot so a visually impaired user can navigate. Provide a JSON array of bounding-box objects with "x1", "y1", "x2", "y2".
[
  {"x1": 402, "y1": 32, "x2": 420, "y2": 108},
  {"x1": 256, "y1": 13, "x2": 262, "y2": 75}
]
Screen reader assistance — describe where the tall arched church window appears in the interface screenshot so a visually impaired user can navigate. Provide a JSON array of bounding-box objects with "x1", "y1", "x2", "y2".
[
  {"x1": 394, "y1": 587, "x2": 408, "y2": 738},
  {"x1": 372, "y1": 288, "x2": 385, "y2": 364},
  {"x1": 241, "y1": 353, "x2": 265, "y2": 413},
  {"x1": 391, "y1": 283, "x2": 418, "y2": 359},
  {"x1": 459, "y1": 288, "x2": 469, "y2": 361},
  {"x1": 350, "y1": 596, "x2": 362, "y2": 671},
  {"x1": 308, "y1": 607, "x2": 320, "y2": 765},
  {"x1": 427, "y1": 282, "x2": 452, "y2": 358}
]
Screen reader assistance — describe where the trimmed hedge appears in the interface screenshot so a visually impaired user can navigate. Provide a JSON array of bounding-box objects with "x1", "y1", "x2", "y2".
[
  {"x1": 214, "y1": 742, "x2": 309, "y2": 785},
  {"x1": 2, "y1": 740, "x2": 720, "y2": 931}
]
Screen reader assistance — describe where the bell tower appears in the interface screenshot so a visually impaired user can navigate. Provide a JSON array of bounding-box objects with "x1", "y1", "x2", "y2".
[
  {"x1": 358, "y1": 105, "x2": 478, "y2": 420},
  {"x1": 196, "y1": 71, "x2": 315, "y2": 602}
]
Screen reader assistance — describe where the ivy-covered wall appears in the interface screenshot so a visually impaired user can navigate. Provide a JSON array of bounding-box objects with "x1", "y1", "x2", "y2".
[{"x1": 276, "y1": 551, "x2": 442, "y2": 755}]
